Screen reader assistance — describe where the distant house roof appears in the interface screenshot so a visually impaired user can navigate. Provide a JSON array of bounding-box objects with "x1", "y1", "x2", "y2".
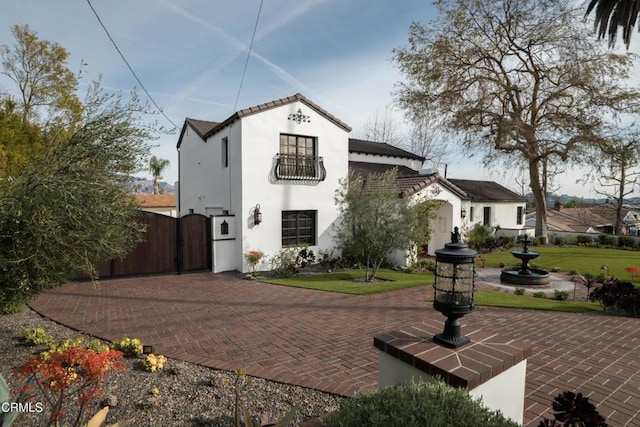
[
  {"x1": 447, "y1": 179, "x2": 525, "y2": 203},
  {"x1": 348, "y1": 138, "x2": 425, "y2": 161},
  {"x1": 177, "y1": 93, "x2": 351, "y2": 148},
  {"x1": 348, "y1": 161, "x2": 418, "y2": 178},
  {"x1": 526, "y1": 206, "x2": 614, "y2": 233},
  {"x1": 135, "y1": 194, "x2": 176, "y2": 208}
]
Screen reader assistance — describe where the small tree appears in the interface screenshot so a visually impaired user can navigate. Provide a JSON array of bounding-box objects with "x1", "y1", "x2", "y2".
[
  {"x1": 358, "y1": 106, "x2": 401, "y2": 146},
  {"x1": 592, "y1": 127, "x2": 640, "y2": 234},
  {"x1": 333, "y1": 168, "x2": 438, "y2": 281},
  {"x1": 0, "y1": 24, "x2": 82, "y2": 126}
]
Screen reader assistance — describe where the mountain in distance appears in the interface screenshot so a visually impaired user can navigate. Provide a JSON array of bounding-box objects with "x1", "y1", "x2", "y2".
[{"x1": 129, "y1": 176, "x2": 175, "y2": 194}]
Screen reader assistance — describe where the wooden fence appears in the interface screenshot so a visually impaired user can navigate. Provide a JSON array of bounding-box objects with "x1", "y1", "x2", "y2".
[{"x1": 92, "y1": 212, "x2": 211, "y2": 279}]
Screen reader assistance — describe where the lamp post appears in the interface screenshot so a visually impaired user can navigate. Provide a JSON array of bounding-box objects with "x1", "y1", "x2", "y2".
[{"x1": 433, "y1": 227, "x2": 477, "y2": 348}]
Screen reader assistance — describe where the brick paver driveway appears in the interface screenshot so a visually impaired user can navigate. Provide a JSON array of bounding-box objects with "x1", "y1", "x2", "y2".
[{"x1": 30, "y1": 272, "x2": 640, "y2": 426}]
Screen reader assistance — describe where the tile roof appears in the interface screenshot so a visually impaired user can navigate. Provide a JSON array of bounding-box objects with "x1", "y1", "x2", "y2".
[
  {"x1": 448, "y1": 179, "x2": 525, "y2": 203},
  {"x1": 135, "y1": 194, "x2": 176, "y2": 208},
  {"x1": 348, "y1": 161, "x2": 418, "y2": 177},
  {"x1": 348, "y1": 161, "x2": 468, "y2": 199},
  {"x1": 528, "y1": 205, "x2": 616, "y2": 233},
  {"x1": 203, "y1": 93, "x2": 352, "y2": 139},
  {"x1": 349, "y1": 138, "x2": 425, "y2": 161},
  {"x1": 397, "y1": 173, "x2": 468, "y2": 198},
  {"x1": 177, "y1": 94, "x2": 351, "y2": 148},
  {"x1": 177, "y1": 118, "x2": 220, "y2": 148}
]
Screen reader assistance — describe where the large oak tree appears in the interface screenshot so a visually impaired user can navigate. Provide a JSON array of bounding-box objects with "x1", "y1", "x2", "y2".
[{"x1": 394, "y1": 0, "x2": 640, "y2": 239}]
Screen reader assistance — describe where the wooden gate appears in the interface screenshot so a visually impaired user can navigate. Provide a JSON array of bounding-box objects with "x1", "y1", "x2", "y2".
[
  {"x1": 92, "y1": 212, "x2": 211, "y2": 279},
  {"x1": 177, "y1": 213, "x2": 212, "y2": 273}
]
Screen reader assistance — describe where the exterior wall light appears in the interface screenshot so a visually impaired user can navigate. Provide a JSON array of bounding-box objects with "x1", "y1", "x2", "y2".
[
  {"x1": 254, "y1": 204, "x2": 262, "y2": 225},
  {"x1": 461, "y1": 207, "x2": 467, "y2": 219},
  {"x1": 433, "y1": 227, "x2": 477, "y2": 348}
]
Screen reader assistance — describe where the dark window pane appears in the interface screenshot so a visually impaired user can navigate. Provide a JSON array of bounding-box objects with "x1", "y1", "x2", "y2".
[{"x1": 281, "y1": 210, "x2": 316, "y2": 247}]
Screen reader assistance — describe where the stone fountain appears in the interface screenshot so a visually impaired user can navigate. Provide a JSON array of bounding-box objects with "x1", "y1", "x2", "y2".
[{"x1": 500, "y1": 235, "x2": 550, "y2": 285}]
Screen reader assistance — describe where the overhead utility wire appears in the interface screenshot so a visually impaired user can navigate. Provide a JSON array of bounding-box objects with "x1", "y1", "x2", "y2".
[
  {"x1": 86, "y1": 0, "x2": 179, "y2": 130},
  {"x1": 232, "y1": 0, "x2": 264, "y2": 112}
]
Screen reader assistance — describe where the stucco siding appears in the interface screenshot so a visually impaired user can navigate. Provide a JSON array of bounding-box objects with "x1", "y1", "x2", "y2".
[
  {"x1": 178, "y1": 123, "x2": 239, "y2": 217},
  {"x1": 237, "y1": 101, "x2": 349, "y2": 272}
]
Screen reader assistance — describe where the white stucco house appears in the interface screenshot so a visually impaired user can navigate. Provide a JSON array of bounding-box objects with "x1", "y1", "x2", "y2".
[{"x1": 176, "y1": 93, "x2": 526, "y2": 273}]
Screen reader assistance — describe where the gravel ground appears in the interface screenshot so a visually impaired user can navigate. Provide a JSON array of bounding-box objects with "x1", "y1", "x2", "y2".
[{"x1": 0, "y1": 308, "x2": 344, "y2": 426}]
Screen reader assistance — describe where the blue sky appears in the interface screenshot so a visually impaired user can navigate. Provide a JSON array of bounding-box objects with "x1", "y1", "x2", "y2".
[{"x1": 1, "y1": 0, "x2": 638, "y2": 198}]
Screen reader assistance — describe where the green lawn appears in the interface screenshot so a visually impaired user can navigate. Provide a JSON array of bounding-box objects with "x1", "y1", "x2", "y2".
[
  {"x1": 479, "y1": 246, "x2": 640, "y2": 280},
  {"x1": 263, "y1": 268, "x2": 434, "y2": 295},
  {"x1": 474, "y1": 290, "x2": 602, "y2": 313},
  {"x1": 264, "y1": 268, "x2": 604, "y2": 312}
]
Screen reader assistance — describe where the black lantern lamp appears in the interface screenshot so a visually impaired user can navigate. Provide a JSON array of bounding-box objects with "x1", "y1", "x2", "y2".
[
  {"x1": 254, "y1": 204, "x2": 262, "y2": 225},
  {"x1": 433, "y1": 227, "x2": 477, "y2": 348}
]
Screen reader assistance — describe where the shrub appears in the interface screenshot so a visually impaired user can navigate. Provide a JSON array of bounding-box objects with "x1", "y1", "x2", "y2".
[
  {"x1": 554, "y1": 290, "x2": 569, "y2": 301},
  {"x1": 554, "y1": 236, "x2": 566, "y2": 246},
  {"x1": 0, "y1": 374, "x2": 19, "y2": 426},
  {"x1": 110, "y1": 337, "x2": 143, "y2": 358},
  {"x1": 576, "y1": 235, "x2": 593, "y2": 245},
  {"x1": 14, "y1": 345, "x2": 124, "y2": 426},
  {"x1": 538, "y1": 391, "x2": 606, "y2": 426},
  {"x1": 550, "y1": 266, "x2": 561, "y2": 272},
  {"x1": 618, "y1": 235, "x2": 635, "y2": 248},
  {"x1": 598, "y1": 235, "x2": 617, "y2": 246},
  {"x1": 143, "y1": 354, "x2": 167, "y2": 372},
  {"x1": 625, "y1": 266, "x2": 640, "y2": 282},
  {"x1": 0, "y1": 297, "x2": 27, "y2": 315},
  {"x1": 296, "y1": 248, "x2": 316, "y2": 268},
  {"x1": 23, "y1": 327, "x2": 55, "y2": 347},
  {"x1": 533, "y1": 236, "x2": 546, "y2": 245},
  {"x1": 268, "y1": 248, "x2": 299, "y2": 278},
  {"x1": 323, "y1": 378, "x2": 519, "y2": 427},
  {"x1": 407, "y1": 259, "x2": 436, "y2": 273},
  {"x1": 244, "y1": 250, "x2": 264, "y2": 275},
  {"x1": 497, "y1": 235, "x2": 514, "y2": 249},
  {"x1": 533, "y1": 292, "x2": 547, "y2": 299},
  {"x1": 514, "y1": 288, "x2": 526, "y2": 296},
  {"x1": 467, "y1": 224, "x2": 498, "y2": 252},
  {"x1": 590, "y1": 278, "x2": 640, "y2": 317}
]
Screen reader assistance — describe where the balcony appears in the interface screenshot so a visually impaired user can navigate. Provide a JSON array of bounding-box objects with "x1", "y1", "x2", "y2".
[{"x1": 274, "y1": 154, "x2": 326, "y2": 182}]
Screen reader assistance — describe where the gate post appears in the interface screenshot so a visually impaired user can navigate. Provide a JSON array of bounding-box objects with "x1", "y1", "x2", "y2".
[{"x1": 176, "y1": 215, "x2": 183, "y2": 274}]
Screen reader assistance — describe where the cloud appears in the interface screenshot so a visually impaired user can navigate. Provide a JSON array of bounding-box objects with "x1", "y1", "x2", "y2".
[{"x1": 159, "y1": 0, "x2": 325, "y2": 109}]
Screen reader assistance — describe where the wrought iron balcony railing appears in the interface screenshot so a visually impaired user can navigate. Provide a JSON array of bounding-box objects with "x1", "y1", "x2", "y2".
[{"x1": 274, "y1": 154, "x2": 326, "y2": 182}]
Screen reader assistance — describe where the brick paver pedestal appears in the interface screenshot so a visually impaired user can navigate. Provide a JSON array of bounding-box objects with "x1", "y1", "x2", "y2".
[{"x1": 374, "y1": 318, "x2": 532, "y2": 424}]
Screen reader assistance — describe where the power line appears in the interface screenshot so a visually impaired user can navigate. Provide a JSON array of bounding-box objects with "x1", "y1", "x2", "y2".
[
  {"x1": 85, "y1": 0, "x2": 179, "y2": 130},
  {"x1": 232, "y1": 0, "x2": 264, "y2": 113}
]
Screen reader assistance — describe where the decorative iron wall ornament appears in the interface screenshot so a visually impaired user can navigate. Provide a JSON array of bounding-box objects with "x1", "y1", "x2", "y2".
[
  {"x1": 288, "y1": 108, "x2": 311, "y2": 124},
  {"x1": 430, "y1": 184, "x2": 442, "y2": 196}
]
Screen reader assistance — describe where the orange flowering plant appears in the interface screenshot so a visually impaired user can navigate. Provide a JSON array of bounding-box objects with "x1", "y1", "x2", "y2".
[
  {"x1": 244, "y1": 250, "x2": 264, "y2": 276},
  {"x1": 625, "y1": 266, "x2": 640, "y2": 282},
  {"x1": 13, "y1": 345, "x2": 124, "y2": 427}
]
